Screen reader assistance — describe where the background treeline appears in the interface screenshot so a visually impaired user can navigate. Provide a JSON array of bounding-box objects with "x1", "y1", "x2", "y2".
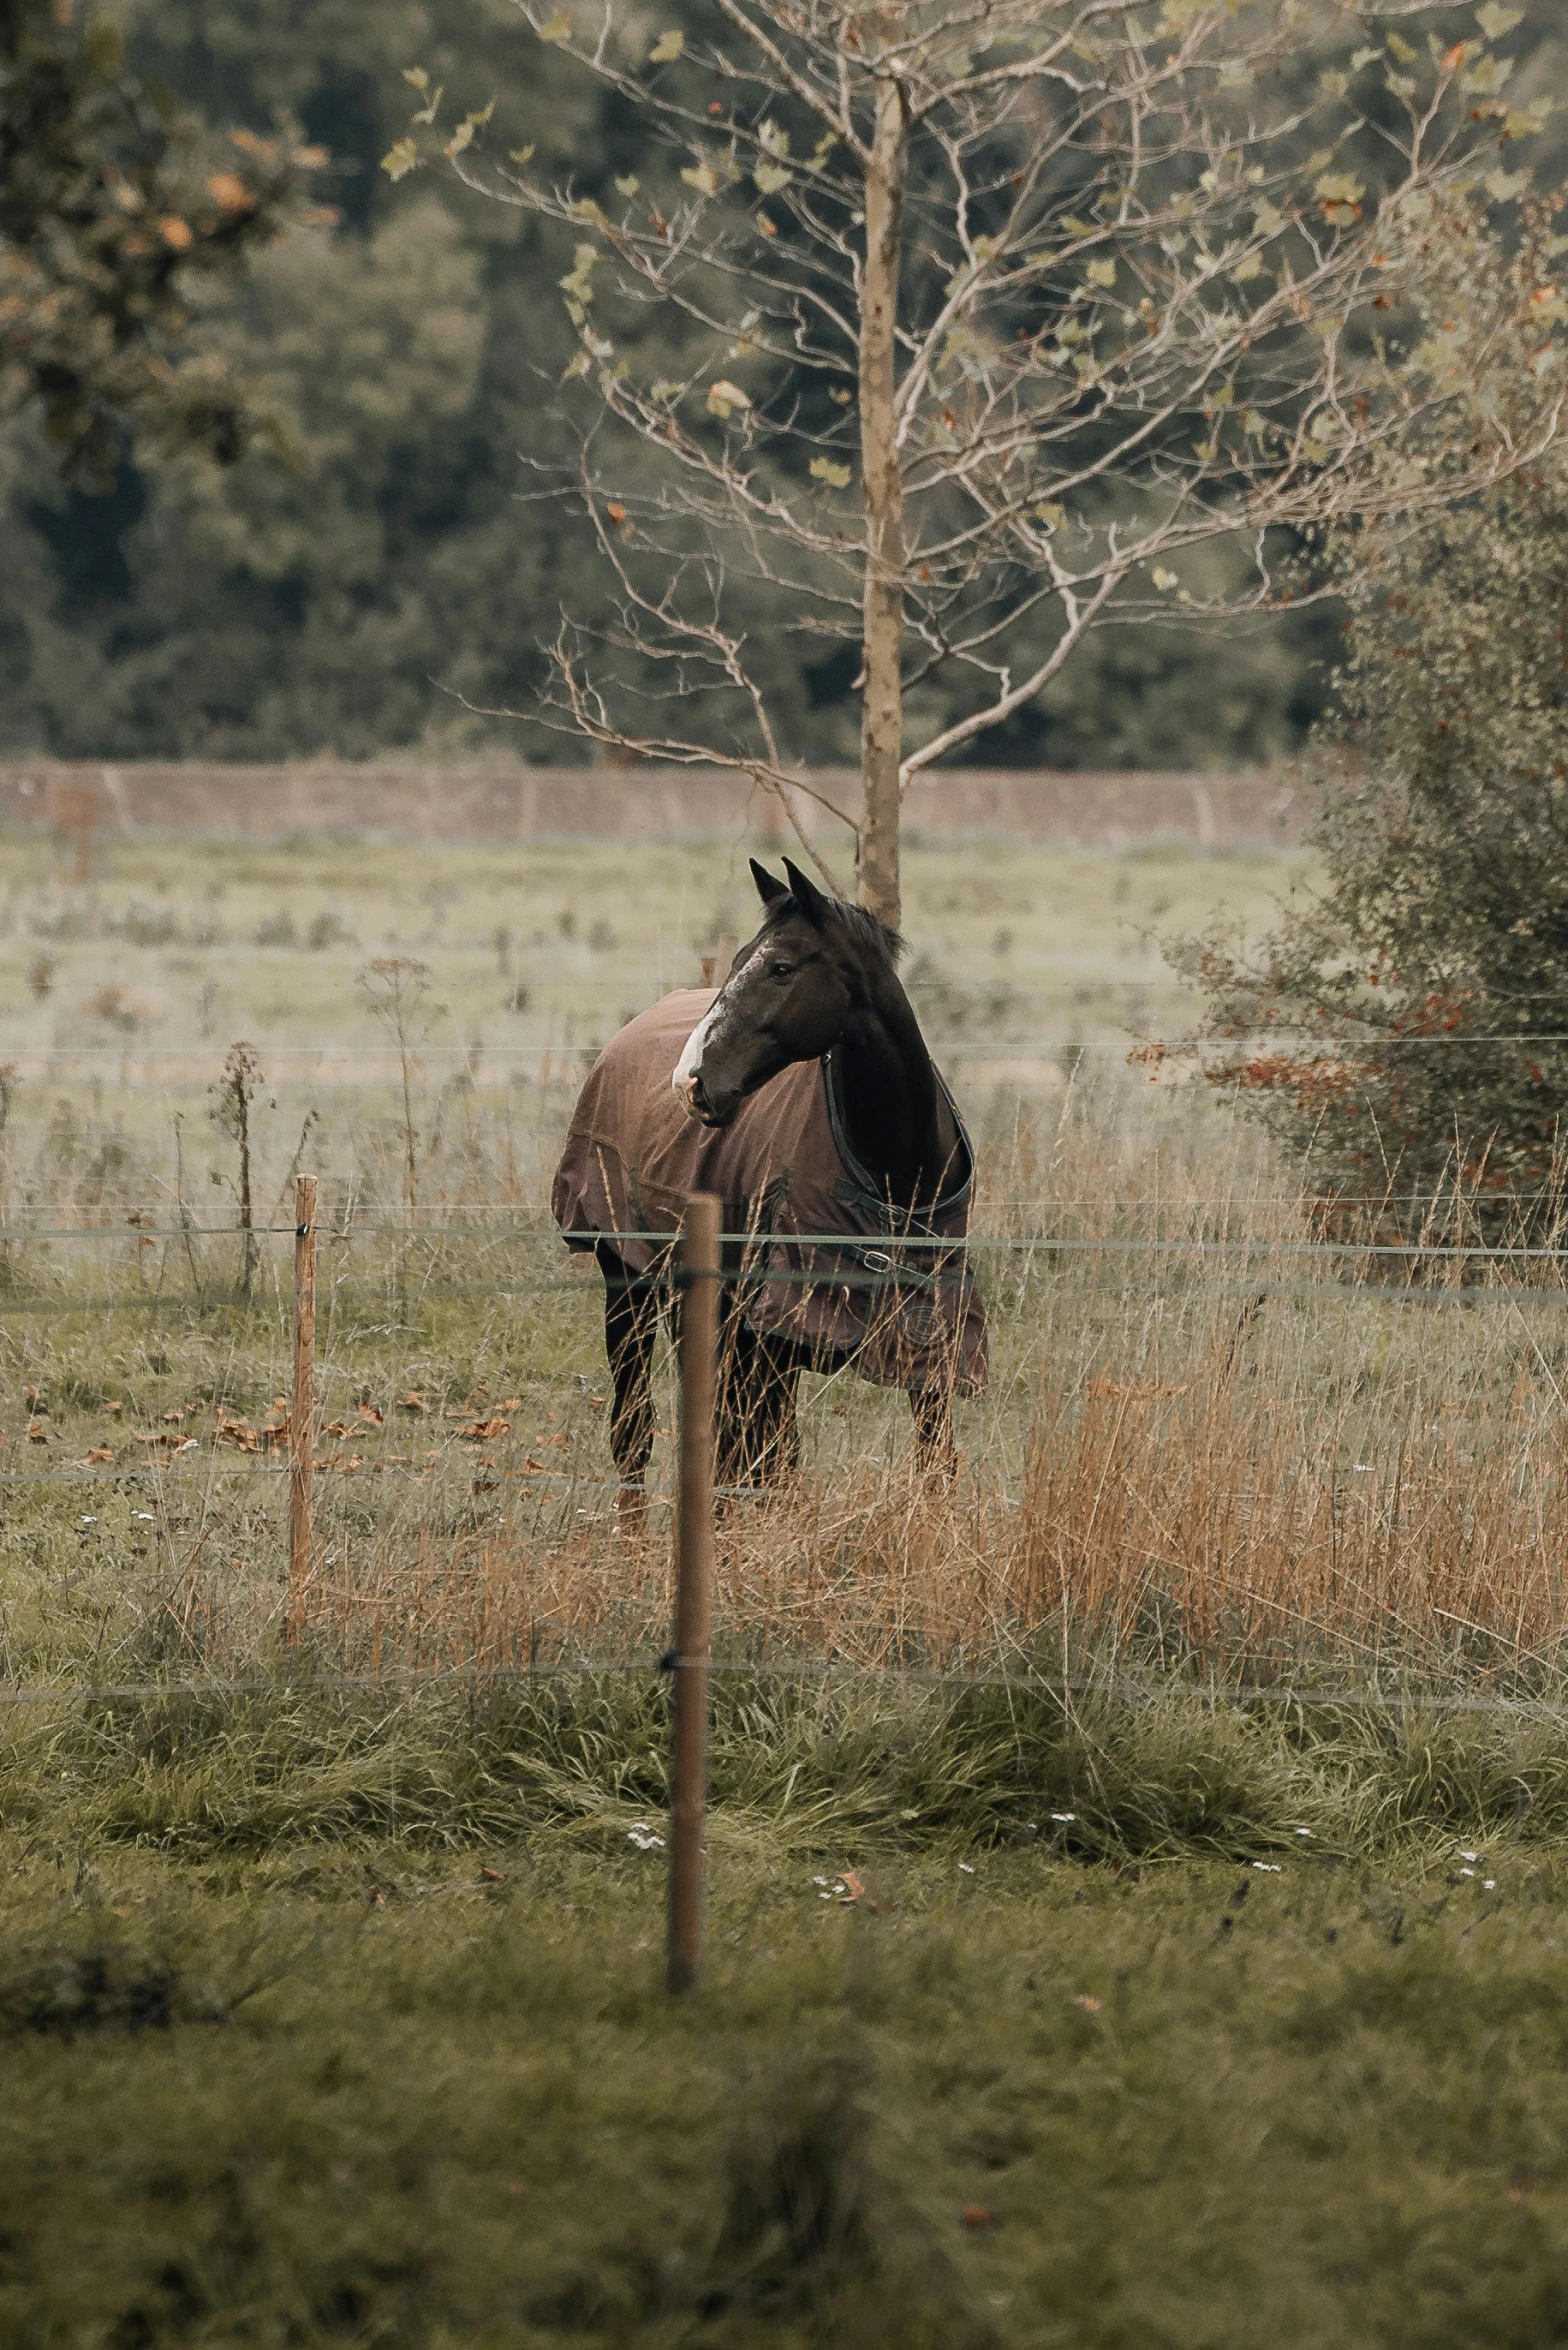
[{"x1": 1, "y1": 0, "x2": 1563, "y2": 770}]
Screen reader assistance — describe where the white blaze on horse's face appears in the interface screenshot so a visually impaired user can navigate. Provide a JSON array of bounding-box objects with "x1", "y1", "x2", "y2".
[
  {"x1": 672, "y1": 960, "x2": 743, "y2": 1112},
  {"x1": 672, "y1": 995, "x2": 723, "y2": 1108}
]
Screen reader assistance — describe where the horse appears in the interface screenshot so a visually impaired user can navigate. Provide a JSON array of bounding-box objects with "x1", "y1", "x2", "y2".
[{"x1": 551, "y1": 856, "x2": 987, "y2": 1526}]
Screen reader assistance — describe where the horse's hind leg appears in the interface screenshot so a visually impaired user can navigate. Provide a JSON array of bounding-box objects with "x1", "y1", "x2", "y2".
[
  {"x1": 598, "y1": 1243, "x2": 660, "y2": 1534},
  {"x1": 909, "y1": 1386, "x2": 957, "y2": 1485},
  {"x1": 716, "y1": 1313, "x2": 800, "y2": 1494}
]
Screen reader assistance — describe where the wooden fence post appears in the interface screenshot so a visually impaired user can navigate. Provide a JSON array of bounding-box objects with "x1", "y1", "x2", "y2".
[
  {"x1": 668, "y1": 1192, "x2": 720, "y2": 1995},
  {"x1": 287, "y1": 1173, "x2": 317, "y2": 1644}
]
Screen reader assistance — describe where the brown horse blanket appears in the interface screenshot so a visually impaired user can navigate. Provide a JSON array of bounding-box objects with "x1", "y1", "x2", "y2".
[{"x1": 552, "y1": 988, "x2": 987, "y2": 1395}]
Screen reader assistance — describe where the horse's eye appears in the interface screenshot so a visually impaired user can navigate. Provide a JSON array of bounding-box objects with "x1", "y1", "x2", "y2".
[{"x1": 770, "y1": 961, "x2": 795, "y2": 981}]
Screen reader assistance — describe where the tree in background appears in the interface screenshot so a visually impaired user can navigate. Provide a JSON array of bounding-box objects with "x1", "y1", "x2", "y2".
[
  {"x1": 0, "y1": 0, "x2": 316, "y2": 483},
  {"x1": 0, "y1": 0, "x2": 1564, "y2": 772},
  {"x1": 401, "y1": 0, "x2": 1565, "y2": 919},
  {"x1": 1175, "y1": 443, "x2": 1568, "y2": 1234}
]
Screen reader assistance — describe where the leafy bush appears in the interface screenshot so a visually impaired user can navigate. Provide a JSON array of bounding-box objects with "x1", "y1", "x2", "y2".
[{"x1": 1176, "y1": 448, "x2": 1568, "y2": 1234}]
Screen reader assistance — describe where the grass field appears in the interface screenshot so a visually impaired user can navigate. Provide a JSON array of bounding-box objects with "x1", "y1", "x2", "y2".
[{"x1": 9, "y1": 822, "x2": 1568, "y2": 2344}]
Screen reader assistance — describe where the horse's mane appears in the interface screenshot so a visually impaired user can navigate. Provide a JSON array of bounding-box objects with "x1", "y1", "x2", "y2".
[{"x1": 774, "y1": 892, "x2": 905, "y2": 966}]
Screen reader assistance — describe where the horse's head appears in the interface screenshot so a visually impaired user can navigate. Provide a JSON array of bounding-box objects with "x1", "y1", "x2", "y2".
[{"x1": 673, "y1": 858, "x2": 896, "y2": 1127}]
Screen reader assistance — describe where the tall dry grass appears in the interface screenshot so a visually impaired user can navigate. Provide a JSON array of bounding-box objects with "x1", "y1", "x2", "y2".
[{"x1": 126, "y1": 1065, "x2": 1568, "y2": 1699}]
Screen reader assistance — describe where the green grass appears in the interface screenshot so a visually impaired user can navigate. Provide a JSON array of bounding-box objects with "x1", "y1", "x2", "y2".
[
  {"x1": 8, "y1": 825, "x2": 1568, "y2": 2341},
  {"x1": 5, "y1": 1800, "x2": 1568, "y2": 2348}
]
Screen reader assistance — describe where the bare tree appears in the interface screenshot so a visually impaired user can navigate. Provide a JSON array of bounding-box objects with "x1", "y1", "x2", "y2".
[{"x1": 392, "y1": 0, "x2": 1565, "y2": 923}]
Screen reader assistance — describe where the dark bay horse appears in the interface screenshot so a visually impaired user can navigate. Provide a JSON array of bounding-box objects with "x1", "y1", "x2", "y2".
[{"x1": 552, "y1": 857, "x2": 986, "y2": 1523}]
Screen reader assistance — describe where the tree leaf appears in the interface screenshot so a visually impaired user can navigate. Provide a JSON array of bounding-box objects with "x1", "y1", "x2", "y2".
[
  {"x1": 538, "y1": 11, "x2": 572, "y2": 41},
  {"x1": 681, "y1": 163, "x2": 718, "y2": 196},
  {"x1": 381, "y1": 137, "x2": 421, "y2": 180},
  {"x1": 1152, "y1": 567, "x2": 1179, "y2": 591},
  {"x1": 206, "y1": 173, "x2": 255, "y2": 214},
  {"x1": 706, "y1": 378, "x2": 751, "y2": 417},
  {"x1": 1087, "y1": 258, "x2": 1117, "y2": 289},
  {"x1": 809, "y1": 455, "x2": 851, "y2": 487},
  {"x1": 649, "y1": 28, "x2": 684, "y2": 61},
  {"x1": 1476, "y1": 4, "x2": 1522, "y2": 37},
  {"x1": 615, "y1": 175, "x2": 640, "y2": 197},
  {"x1": 755, "y1": 163, "x2": 791, "y2": 195}
]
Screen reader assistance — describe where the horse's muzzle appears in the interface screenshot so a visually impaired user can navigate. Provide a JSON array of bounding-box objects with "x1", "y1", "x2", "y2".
[{"x1": 681, "y1": 1070, "x2": 736, "y2": 1127}]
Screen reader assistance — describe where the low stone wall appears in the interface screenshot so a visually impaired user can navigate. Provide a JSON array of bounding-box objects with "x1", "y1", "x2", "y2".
[{"x1": 0, "y1": 760, "x2": 1305, "y2": 847}]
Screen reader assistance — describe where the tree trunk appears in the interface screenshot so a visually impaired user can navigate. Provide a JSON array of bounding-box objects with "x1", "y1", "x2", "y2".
[{"x1": 857, "y1": 41, "x2": 907, "y2": 930}]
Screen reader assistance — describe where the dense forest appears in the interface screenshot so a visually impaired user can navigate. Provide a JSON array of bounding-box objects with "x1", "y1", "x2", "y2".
[{"x1": 1, "y1": 0, "x2": 1562, "y2": 769}]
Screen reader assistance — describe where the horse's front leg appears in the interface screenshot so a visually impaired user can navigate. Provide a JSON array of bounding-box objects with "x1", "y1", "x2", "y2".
[
  {"x1": 909, "y1": 1386, "x2": 957, "y2": 1485},
  {"x1": 598, "y1": 1242, "x2": 660, "y2": 1535}
]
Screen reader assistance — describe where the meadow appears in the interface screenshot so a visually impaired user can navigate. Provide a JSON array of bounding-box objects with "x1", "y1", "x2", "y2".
[{"x1": 9, "y1": 819, "x2": 1568, "y2": 2344}]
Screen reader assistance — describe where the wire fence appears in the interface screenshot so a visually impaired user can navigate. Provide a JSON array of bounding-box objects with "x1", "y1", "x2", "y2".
[{"x1": 7, "y1": 1658, "x2": 1568, "y2": 1718}]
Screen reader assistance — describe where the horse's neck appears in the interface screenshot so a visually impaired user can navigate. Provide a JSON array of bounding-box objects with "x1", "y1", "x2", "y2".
[{"x1": 833, "y1": 976, "x2": 961, "y2": 1212}]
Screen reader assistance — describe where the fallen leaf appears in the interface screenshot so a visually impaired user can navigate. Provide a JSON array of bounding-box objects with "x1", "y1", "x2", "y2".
[
  {"x1": 460, "y1": 1418, "x2": 512, "y2": 1441},
  {"x1": 542, "y1": 1430, "x2": 569, "y2": 1449},
  {"x1": 357, "y1": 1403, "x2": 384, "y2": 1426},
  {"x1": 26, "y1": 1422, "x2": 48, "y2": 1445},
  {"x1": 839, "y1": 1868, "x2": 865, "y2": 1904},
  {"x1": 960, "y1": 2204, "x2": 997, "y2": 2233},
  {"x1": 397, "y1": 1392, "x2": 430, "y2": 1413},
  {"x1": 323, "y1": 1420, "x2": 349, "y2": 1438},
  {"x1": 81, "y1": 1447, "x2": 116, "y2": 1465},
  {"x1": 106, "y1": 1401, "x2": 122, "y2": 1415},
  {"x1": 500, "y1": 1397, "x2": 523, "y2": 1412},
  {"x1": 1072, "y1": 1993, "x2": 1101, "y2": 2012}
]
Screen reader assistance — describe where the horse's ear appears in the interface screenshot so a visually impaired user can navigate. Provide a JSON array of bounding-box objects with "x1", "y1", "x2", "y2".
[
  {"x1": 750, "y1": 858, "x2": 791, "y2": 907},
  {"x1": 782, "y1": 857, "x2": 832, "y2": 924}
]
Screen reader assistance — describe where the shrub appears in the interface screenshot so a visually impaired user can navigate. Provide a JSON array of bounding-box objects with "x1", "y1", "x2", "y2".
[{"x1": 1175, "y1": 452, "x2": 1568, "y2": 1235}]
